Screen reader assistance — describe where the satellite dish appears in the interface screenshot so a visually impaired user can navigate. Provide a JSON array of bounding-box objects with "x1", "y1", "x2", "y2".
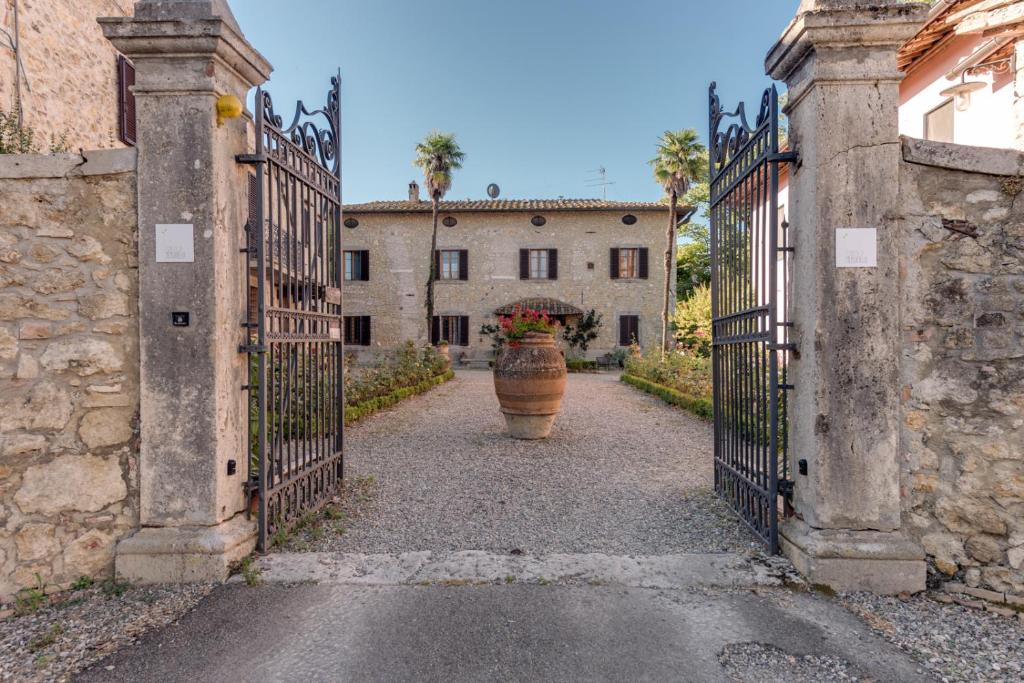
[{"x1": 487, "y1": 183, "x2": 501, "y2": 199}]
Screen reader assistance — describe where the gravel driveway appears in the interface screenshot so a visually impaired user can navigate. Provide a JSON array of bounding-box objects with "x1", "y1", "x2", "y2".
[{"x1": 306, "y1": 369, "x2": 754, "y2": 555}]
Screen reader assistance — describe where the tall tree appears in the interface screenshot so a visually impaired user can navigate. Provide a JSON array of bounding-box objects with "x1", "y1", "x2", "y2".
[
  {"x1": 650, "y1": 129, "x2": 707, "y2": 357},
  {"x1": 413, "y1": 131, "x2": 465, "y2": 341}
]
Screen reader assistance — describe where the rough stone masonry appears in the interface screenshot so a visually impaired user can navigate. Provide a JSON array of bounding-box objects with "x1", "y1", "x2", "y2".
[
  {"x1": 899, "y1": 138, "x2": 1024, "y2": 596},
  {"x1": 0, "y1": 149, "x2": 139, "y2": 597}
]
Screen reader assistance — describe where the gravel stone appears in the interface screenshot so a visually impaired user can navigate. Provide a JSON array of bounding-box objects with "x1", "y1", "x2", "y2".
[
  {"x1": 0, "y1": 583, "x2": 212, "y2": 683},
  {"x1": 841, "y1": 592, "x2": 1024, "y2": 682},
  {"x1": 307, "y1": 370, "x2": 755, "y2": 555},
  {"x1": 719, "y1": 642, "x2": 864, "y2": 682}
]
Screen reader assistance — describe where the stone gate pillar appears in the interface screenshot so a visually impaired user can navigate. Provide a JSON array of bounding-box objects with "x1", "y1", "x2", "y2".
[
  {"x1": 100, "y1": 0, "x2": 272, "y2": 582},
  {"x1": 765, "y1": 0, "x2": 930, "y2": 593}
]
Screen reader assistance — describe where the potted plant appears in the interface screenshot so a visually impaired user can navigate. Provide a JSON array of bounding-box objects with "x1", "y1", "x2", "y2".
[
  {"x1": 435, "y1": 340, "x2": 451, "y2": 371},
  {"x1": 492, "y1": 306, "x2": 567, "y2": 439}
]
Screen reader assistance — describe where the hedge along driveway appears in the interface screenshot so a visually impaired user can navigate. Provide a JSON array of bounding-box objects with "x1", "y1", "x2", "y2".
[
  {"x1": 620, "y1": 373, "x2": 712, "y2": 420},
  {"x1": 315, "y1": 370, "x2": 754, "y2": 555},
  {"x1": 345, "y1": 370, "x2": 454, "y2": 425}
]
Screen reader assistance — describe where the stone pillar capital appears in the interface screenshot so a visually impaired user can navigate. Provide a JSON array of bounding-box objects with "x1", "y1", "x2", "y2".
[
  {"x1": 766, "y1": 3, "x2": 928, "y2": 106},
  {"x1": 99, "y1": 4, "x2": 271, "y2": 95}
]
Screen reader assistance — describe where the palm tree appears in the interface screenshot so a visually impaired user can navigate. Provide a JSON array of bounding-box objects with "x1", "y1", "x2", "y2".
[
  {"x1": 413, "y1": 131, "x2": 465, "y2": 341},
  {"x1": 650, "y1": 129, "x2": 707, "y2": 357}
]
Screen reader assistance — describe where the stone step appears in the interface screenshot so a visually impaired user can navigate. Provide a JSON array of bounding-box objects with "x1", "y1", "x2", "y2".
[{"x1": 239, "y1": 550, "x2": 800, "y2": 590}]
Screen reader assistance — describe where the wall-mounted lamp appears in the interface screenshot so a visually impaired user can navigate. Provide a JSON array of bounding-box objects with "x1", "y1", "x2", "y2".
[{"x1": 940, "y1": 76, "x2": 987, "y2": 112}]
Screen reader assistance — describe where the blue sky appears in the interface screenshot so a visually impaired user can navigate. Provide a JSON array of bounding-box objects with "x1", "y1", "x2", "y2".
[{"x1": 232, "y1": 0, "x2": 801, "y2": 204}]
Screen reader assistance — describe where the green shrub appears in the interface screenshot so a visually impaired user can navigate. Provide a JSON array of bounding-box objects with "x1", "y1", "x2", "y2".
[
  {"x1": 345, "y1": 369, "x2": 454, "y2": 424},
  {"x1": 672, "y1": 284, "x2": 711, "y2": 357},
  {"x1": 566, "y1": 359, "x2": 597, "y2": 373},
  {"x1": 624, "y1": 348, "x2": 711, "y2": 401},
  {"x1": 621, "y1": 374, "x2": 712, "y2": 420}
]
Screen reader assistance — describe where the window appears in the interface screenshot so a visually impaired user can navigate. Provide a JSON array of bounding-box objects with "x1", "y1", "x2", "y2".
[
  {"x1": 431, "y1": 315, "x2": 470, "y2": 346},
  {"x1": 924, "y1": 99, "x2": 954, "y2": 144},
  {"x1": 344, "y1": 316, "x2": 371, "y2": 346},
  {"x1": 519, "y1": 249, "x2": 558, "y2": 280},
  {"x1": 344, "y1": 250, "x2": 369, "y2": 281},
  {"x1": 435, "y1": 249, "x2": 468, "y2": 281},
  {"x1": 610, "y1": 247, "x2": 648, "y2": 279},
  {"x1": 618, "y1": 315, "x2": 640, "y2": 347}
]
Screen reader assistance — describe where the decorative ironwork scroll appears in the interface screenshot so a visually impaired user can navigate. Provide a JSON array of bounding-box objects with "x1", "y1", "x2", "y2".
[
  {"x1": 708, "y1": 82, "x2": 794, "y2": 554},
  {"x1": 243, "y1": 74, "x2": 344, "y2": 551}
]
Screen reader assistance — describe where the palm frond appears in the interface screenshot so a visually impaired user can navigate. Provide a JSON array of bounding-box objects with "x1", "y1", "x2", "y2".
[
  {"x1": 650, "y1": 128, "x2": 707, "y2": 199},
  {"x1": 413, "y1": 130, "x2": 466, "y2": 201}
]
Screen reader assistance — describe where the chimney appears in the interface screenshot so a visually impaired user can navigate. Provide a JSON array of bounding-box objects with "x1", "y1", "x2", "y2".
[{"x1": 408, "y1": 180, "x2": 421, "y2": 203}]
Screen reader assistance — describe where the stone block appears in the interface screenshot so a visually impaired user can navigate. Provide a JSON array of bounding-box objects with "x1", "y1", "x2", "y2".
[
  {"x1": 15, "y1": 354, "x2": 39, "y2": 380},
  {"x1": 0, "y1": 328, "x2": 16, "y2": 360},
  {"x1": 14, "y1": 455, "x2": 127, "y2": 514},
  {"x1": 39, "y1": 338, "x2": 122, "y2": 376},
  {"x1": 63, "y1": 529, "x2": 116, "y2": 579},
  {"x1": 18, "y1": 322, "x2": 52, "y2": 339},
  {"x1": 1, "y1": 433, "x2": 46, "y2": 456},
  {"x1": 79, "y1": 408, "x2": 134, "y2": 449},
  {"x1": 30, "y1": 268, "x2": 86, "y2": 295},
  {"x1": 78, "y1": 291, "x2": 129, "y2": 320},
  {"x1": 15, "y1": 523, "x2": 58, "y2": 562},
  {"x1": 67, "y1": 235, "x2": 110, "y2": 263},
  {"x1": 0, "y1": 382, "x2": 72, "y2": 431},
  {"x1": 115, "y1": 514, "x2": 256, "y2": 585},
  {"x1": 781, "y1": 519, "x2": 927, "y2": 594}
]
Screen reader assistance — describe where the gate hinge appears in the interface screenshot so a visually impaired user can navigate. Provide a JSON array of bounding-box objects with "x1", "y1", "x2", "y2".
[
  {"x1": 769, "y1": 151, "x2": 798, "y2": 164},
  {"x1": 239, "y1": 343, "x2": 266, "y2": 354},
  {"x1": 236, "y1": 153, "x2": 267, "y2": 165},
  {"x1": 778, "y1": 480, "x2": 794, "y2": 498}
]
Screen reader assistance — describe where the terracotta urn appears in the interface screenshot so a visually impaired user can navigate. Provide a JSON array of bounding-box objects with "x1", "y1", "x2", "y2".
[
  {"x1": 435, "y1": 343, "x2": 451, "y2": 371},
  {"x1": 493, "y1": 331, "x2": 567, "y2": 439}
]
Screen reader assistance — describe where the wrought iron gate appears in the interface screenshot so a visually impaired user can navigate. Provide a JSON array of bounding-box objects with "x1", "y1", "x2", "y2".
[
  {"x1": 708, "y1": 83, "x2": 794, "y2": 553},
  {"x1": 242, "y1": 76, "x2": 344, "y2": 551}
]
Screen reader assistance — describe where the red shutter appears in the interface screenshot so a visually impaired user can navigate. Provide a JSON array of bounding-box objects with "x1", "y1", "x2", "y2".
[
  {"x1": 459, "y1": 249, "x2": 469, "y2": 281},
  {"x1": 431, "y1": 316, "x2": 440, "y2": 345},
  {"x1": 610, "y1": 248, "x2": 620, "y2": 279},
  {"x1": 520, "y1": 249, "x2": 530, "y2": 280},
  {"x1": 548, "y1": 249, "x2": 558, "y2": 280},
  {"x1": 117, "y1": 55, "x2": 137, "y2": 146},
  {"x1": 361, "y1": 251, "x2": 370, "y2": 281},
  {"x1": 459, "y1": 316, "x2": 470, "y2": 347},
  {"x1": 638, "y1": 248, "x2": 649, "y2": 279}
]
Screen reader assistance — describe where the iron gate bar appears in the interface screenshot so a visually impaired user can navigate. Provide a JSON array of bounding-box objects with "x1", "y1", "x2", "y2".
[
  {"x1": 708, "y1": 82, "x2": 794, "y2": 554},
  {"x1": 244, "y1": 74, "x2": 344, "y2": 552}
]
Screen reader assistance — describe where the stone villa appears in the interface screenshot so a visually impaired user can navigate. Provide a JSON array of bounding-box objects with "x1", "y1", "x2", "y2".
[{"x1": 341, "y1": 183, "x2": 670, "y2": 361}]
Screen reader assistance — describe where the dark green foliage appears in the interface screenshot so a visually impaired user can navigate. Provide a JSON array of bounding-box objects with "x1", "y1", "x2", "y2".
[
  {"x1": 346, "y1": 369, "x2": 454, "y2": 424},
  {"x1": 676, "y1": 241, "x2": 710, "y2": 301},
  {"x1": 621, "y1": 374, "x2": 712, "y2": 420},
  {"x1": 566, "y1": 359, "x2": 597, "y2": 373}
]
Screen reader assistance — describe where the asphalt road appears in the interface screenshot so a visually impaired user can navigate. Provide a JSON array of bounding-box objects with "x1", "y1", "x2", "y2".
[{"x1": 77, "y1": 582, "x2": 931, "y2": 683}]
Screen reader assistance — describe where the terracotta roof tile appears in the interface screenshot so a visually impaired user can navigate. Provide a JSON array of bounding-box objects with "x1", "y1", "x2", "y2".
[{"x1": 342, "y1": 198, "x2": 668, "y2": 213}]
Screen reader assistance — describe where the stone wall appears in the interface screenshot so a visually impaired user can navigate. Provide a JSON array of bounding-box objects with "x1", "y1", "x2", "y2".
[
  {"x1": 0, "y1": 0, "x2": 132, "y2": 151},
  {"x1": 899, "y1": 137, "x2": 1024, "y2": 595},
  {"x1": 0, "y1": 148, "x2": 139, "y2": 598},
  {"x1": 341, "y1": 207, "x2": 669, "y2": 360}
]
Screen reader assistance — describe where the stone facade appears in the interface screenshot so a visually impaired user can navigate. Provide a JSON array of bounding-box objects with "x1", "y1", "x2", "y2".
[
  {"x1": 0, "y1": 148, "x2": 139, "y2": 598},
  {"x1": 899, "y1": 137, "x2": 1024, "y2": 595},
  {"x1": 0, "y1": 0, "x2": 132, "y2": 151},
  {"x1": 341, "y1": 199, "x2": 671, "y2": 360}
]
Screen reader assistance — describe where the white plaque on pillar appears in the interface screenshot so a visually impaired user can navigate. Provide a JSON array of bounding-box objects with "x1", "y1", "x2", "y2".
[
  {"x1": 155, "y1": 224, "x2": 195, "y2": 263},
  {"x1": 836, "y1": 228, "x2": 877, "y2": 268}
]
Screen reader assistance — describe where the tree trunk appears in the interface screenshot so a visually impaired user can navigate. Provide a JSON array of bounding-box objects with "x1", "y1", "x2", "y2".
[
  {"x1": 425, "y1": 196, "x2": 440, "y2": 341},
  {"x1": 661, "y1": 193, "x2": 678, "y2": 358}
]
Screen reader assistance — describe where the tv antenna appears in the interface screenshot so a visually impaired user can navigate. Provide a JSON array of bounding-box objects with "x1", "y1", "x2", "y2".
[{"x1": 585, "y1": 166, "x2": 616, "y2": 200}]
